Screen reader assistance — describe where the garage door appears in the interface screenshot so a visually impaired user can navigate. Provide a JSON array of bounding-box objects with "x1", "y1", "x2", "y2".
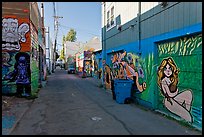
[{"x1": 156, "y1": 33, "x2": 202, "y2": 127}]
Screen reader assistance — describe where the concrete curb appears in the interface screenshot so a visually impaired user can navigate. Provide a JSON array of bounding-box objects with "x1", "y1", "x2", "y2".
[{"x1": 8, "y1": 99, "x2": 34, "y2": 135}]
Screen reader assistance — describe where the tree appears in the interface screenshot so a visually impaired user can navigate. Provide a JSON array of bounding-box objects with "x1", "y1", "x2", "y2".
[
  {"x1": 59, "y1": 49, "x2": 65, "y2": 61},
  {"x1": 66, "y1": 29, "x2": 77, "y2": 42}
]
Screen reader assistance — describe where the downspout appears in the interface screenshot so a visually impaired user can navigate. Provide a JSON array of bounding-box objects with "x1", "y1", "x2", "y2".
[
  {"x1": 41, "y1": 2, "x2": 46, "y2": 81},
  {"x1": 102, "y1": 2, "x2": 106, "y2": 86},
  {"x1": 138, "y1": 2, "x2": 141, "y2": 55},
  {"x1": 47, "y1": 27, "x2": 51, "y2": 74}
]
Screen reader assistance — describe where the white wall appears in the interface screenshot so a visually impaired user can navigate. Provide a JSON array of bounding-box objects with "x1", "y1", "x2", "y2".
[
  {"x1": 102, "y1": 2, "x2": 159, "y2": 27},
  {"x1": 141, "y1": 2, "x2": 159, "y2": 14}
]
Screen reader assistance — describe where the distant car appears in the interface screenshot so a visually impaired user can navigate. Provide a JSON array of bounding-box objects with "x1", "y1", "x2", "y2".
[
  {"x1": 56, "y1": 59, "x2": 63, "y2": 66},
  {"x1": 67, "y1": 64, "x2": 75, "y2": 74},
  {"x1": 56, "y1": 59, "x2": 65, "y2": 69}
]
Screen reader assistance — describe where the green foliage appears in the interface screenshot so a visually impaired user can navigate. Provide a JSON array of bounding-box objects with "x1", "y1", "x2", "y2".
[
  {"x1": 139, "y1": 53, "x2": 156, "y2": 100},
  {"x1": 143, "y1": 53, "x2": 156, "y2": 87},
  {"x1": 66, "y1": 29, "x2": 77, "y2": 42},
  {"x1": 59, "y1": 48, "x2": 65, "y2": 60}
]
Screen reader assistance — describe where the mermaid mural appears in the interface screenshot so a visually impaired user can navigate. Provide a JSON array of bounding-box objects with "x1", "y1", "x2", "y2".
[{"x1": 157, "y1": 57, "x2": 193, "y2": 122}]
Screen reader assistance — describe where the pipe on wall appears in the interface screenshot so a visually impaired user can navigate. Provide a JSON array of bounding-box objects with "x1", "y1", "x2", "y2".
[{"x1": 138, "y1": 2, "x2": 141, "y2": 55}]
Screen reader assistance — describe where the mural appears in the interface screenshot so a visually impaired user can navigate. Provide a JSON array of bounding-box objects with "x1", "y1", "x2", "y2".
[
  {"x1": 93, "y1": 58, "x2": 102, "y2": 79},
  {"x1": 103, "y1": 51, "x2": 147, "y2": 93},
  {"x1": 84, "y1": 61, "x2": 92, "y2": 77},
  {"x1": 3, "y1": 52, "x2": 31, "y2": 97},
  {"x1": 84, "y1": 50, "x2": 93, "y2": 77},
  {"x1": 94, "y1": 57, "x2": 98, "y2": 75},
  {"x1": 157, "y1": 57, "x2": 193, "y2": 122},
  {"x1": 2, "y1": 18, "x2": 29, "y2": 51},
  {"x1": 2, "y1": 17, "x2": 31, "y2": 96},
  {"x1": 2, "y1": 52, "x2": 12, "y2": 67},
  {"x1": 157, "y1": 34, "x2": 202, "y2": 126},
  {"x1": 30, "y1": 22, "x2": 39, "y2": 95},
  {"x1": 104, "y1": 64, "x2": 113, "y2": 89}
]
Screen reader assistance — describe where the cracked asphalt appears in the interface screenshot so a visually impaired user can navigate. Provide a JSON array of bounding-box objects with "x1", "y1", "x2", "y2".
[{"x1": 10, "y1": 68, "x2": 202, "y2": 135}]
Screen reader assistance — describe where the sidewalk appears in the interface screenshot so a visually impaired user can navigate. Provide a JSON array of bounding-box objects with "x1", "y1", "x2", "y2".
[
  {"x1": 2, "y1": 81, "x2": 47, "y2": 135},
  {"x1": 2, "y1": 96, "x2": 34, "y2": 135},
  {"x1": 86, "y1": 77, "x2": 202, "y2": 133}
]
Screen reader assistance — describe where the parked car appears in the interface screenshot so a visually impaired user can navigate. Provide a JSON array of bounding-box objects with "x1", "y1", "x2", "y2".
[
  {"x1": 56, "y1": 59, "x2": 63, "y2": 66},
  {"x1": 67, "y1": 64, "x2": 75, "y2": 74},
  {"x1": 56, "y1": 59, "x2": 65, "y2": 69}
]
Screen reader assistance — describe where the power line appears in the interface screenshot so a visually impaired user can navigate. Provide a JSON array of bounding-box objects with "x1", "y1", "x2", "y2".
[
  {"x1": 52, "y1": 2, "x2": 63, "y2": 72},
  {"x1": 59, "y1": 24, "x2": 100, "y2": 37}
]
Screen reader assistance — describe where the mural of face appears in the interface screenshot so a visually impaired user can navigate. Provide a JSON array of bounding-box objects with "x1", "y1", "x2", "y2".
[
  {"x1": 2, "y1": 52, "x2": 11, "y2": 67},
  {"x1": 19, "y1": 56, "x2": 26, "y2": 65},
  {"x1": 164, "y1": 64, "x2": 172, "y2": 77},
  {"x1": 2, "y1": 18, "x2": 29, "y2": 51}
]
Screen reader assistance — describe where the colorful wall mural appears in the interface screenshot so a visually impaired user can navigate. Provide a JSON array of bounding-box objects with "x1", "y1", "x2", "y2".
[
  {"x1": 103, "y1": 51, "x2": 149, "y2": 93},
  {"x1": 83, "y1": 50, "x2": 93, "y2": 77},
  {"x1": 93, "y1": 58, "x2": 102, "y2": 79},
  {"x1": 2, "y1": 18, "x2": 30, "y2": 51},
  {"x1": 93, "y1": 50, "x2": 102, "y2": 79},
  {"x1": 2, "y1": 16, "x2": 31, "y2": 96},
  {"x1": 157, "y1": 57, "x2": 193, "y2": 122},
  {"x1": 102, "y1": 33, "x2": 202, "y2": 128},
  {"x1": 157, "y1": 34, "x2": 202, "y2": 127},
  {"x1": 30, "y1": 22, "x2": 39, "y2": 95}
]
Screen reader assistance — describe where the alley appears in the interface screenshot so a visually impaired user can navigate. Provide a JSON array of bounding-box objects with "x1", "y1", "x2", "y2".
[{"x1": 10, "y1": 68, "x2": 201, "y2": 135}]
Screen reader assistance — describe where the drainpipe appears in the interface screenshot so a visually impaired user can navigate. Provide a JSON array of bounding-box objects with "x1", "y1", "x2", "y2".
[
  {"x1": 138, "y1": 2, "x2": 141, "y2": 55},
  {"x1": 102, "y1": 2, "x2": 106, "y2": 86},
  {"x1": 46, "y1": 27, "x2": 51, "y2": 74}
]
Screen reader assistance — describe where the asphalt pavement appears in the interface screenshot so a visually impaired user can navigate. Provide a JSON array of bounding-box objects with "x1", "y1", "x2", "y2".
[{"x1": 4, "y1": 68, "x2": 202, "y2": 135}]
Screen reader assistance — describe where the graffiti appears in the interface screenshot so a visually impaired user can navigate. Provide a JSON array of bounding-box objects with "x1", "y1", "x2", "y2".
[
  {"x1": 2, "y1": 18, "x2": 29, "y2": 51},
  {"x1": 84, "y1": 50, "x2": 92, "y2": 60},
  {"x1": 2, "y1": 52, "x2": 12, "y2": 67},
  {"x1": 3, "y1": 52, "x2": 31, "y2": 97},
  {"x1": 104, "y1": 51, "x2": 146, "y2": 92},
  {"x1": 84, "y1": 60, "x2": 92, "y2": 77},
  {"x1": 157, "y1": 57, "x2": 193, "y2": 122},
  {"x1": 158, "y1": 34, "x2": 202, "y2": 56},
  {"x1": 104, "y1": 64, "x2": 113, "y2": 89}
]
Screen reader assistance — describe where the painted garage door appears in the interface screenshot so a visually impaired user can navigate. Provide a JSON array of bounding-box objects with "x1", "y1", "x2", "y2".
[{"x1": 157, "y1": 33, "x2": 202, "y2": 129}]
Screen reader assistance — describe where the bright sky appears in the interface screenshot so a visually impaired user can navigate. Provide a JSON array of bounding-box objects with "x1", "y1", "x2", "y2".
[{"x1": 38, "y1": 2, "x2": 102, "y2": 51}]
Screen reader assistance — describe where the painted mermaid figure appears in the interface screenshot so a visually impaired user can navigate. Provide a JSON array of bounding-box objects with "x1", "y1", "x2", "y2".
[{"x1": 157, "y1": 57, "x2": 193, "y2": 122}]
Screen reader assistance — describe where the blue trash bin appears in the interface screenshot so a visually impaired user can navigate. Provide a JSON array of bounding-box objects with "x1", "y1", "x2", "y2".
[{"x1": 113, "y1": 79, "x2": 133, "y2": 104}]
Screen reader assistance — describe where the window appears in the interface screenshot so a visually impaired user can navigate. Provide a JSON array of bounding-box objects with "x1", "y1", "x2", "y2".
[
  {"x1": 111, "y1": 6, "x2": 114, "y2": 25},
  {"x1": 106, "y1": 5, "x2": 115, "y2": 31},
  {"x1": 107, "y1": 11, "x2": 110, "y2": 29}
]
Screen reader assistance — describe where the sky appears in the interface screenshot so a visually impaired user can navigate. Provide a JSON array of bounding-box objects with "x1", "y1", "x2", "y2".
[{"x1": 38, "y1": 2, "x2": 102, "y2": 51}]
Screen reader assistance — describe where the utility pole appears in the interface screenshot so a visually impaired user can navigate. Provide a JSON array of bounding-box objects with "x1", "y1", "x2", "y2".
[{"x1": 52, "y1": 2, "x2": 63, "y2": 72}]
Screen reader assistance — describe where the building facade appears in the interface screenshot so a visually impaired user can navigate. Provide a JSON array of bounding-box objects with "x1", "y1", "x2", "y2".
[
  {"x1": 92, "y1": 50, "x2": 102, "y2": 79},
  {"x1": 45, "y1": 26, "x2": 54, "y2": 75},
  {"x1": 101, "y1": 2, "x2": 202, "y2": 130},
  {"x1": 2, "y1": 2, "x2": 46, "y2": 96}
]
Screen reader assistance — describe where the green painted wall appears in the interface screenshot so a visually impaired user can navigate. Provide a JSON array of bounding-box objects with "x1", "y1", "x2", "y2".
[
  {"x1": 157, "y1": 33, "x2": 202, "y2": 128},
  {"x1": 31, "y1": 58, "x2": 39, "y2": 96}
]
